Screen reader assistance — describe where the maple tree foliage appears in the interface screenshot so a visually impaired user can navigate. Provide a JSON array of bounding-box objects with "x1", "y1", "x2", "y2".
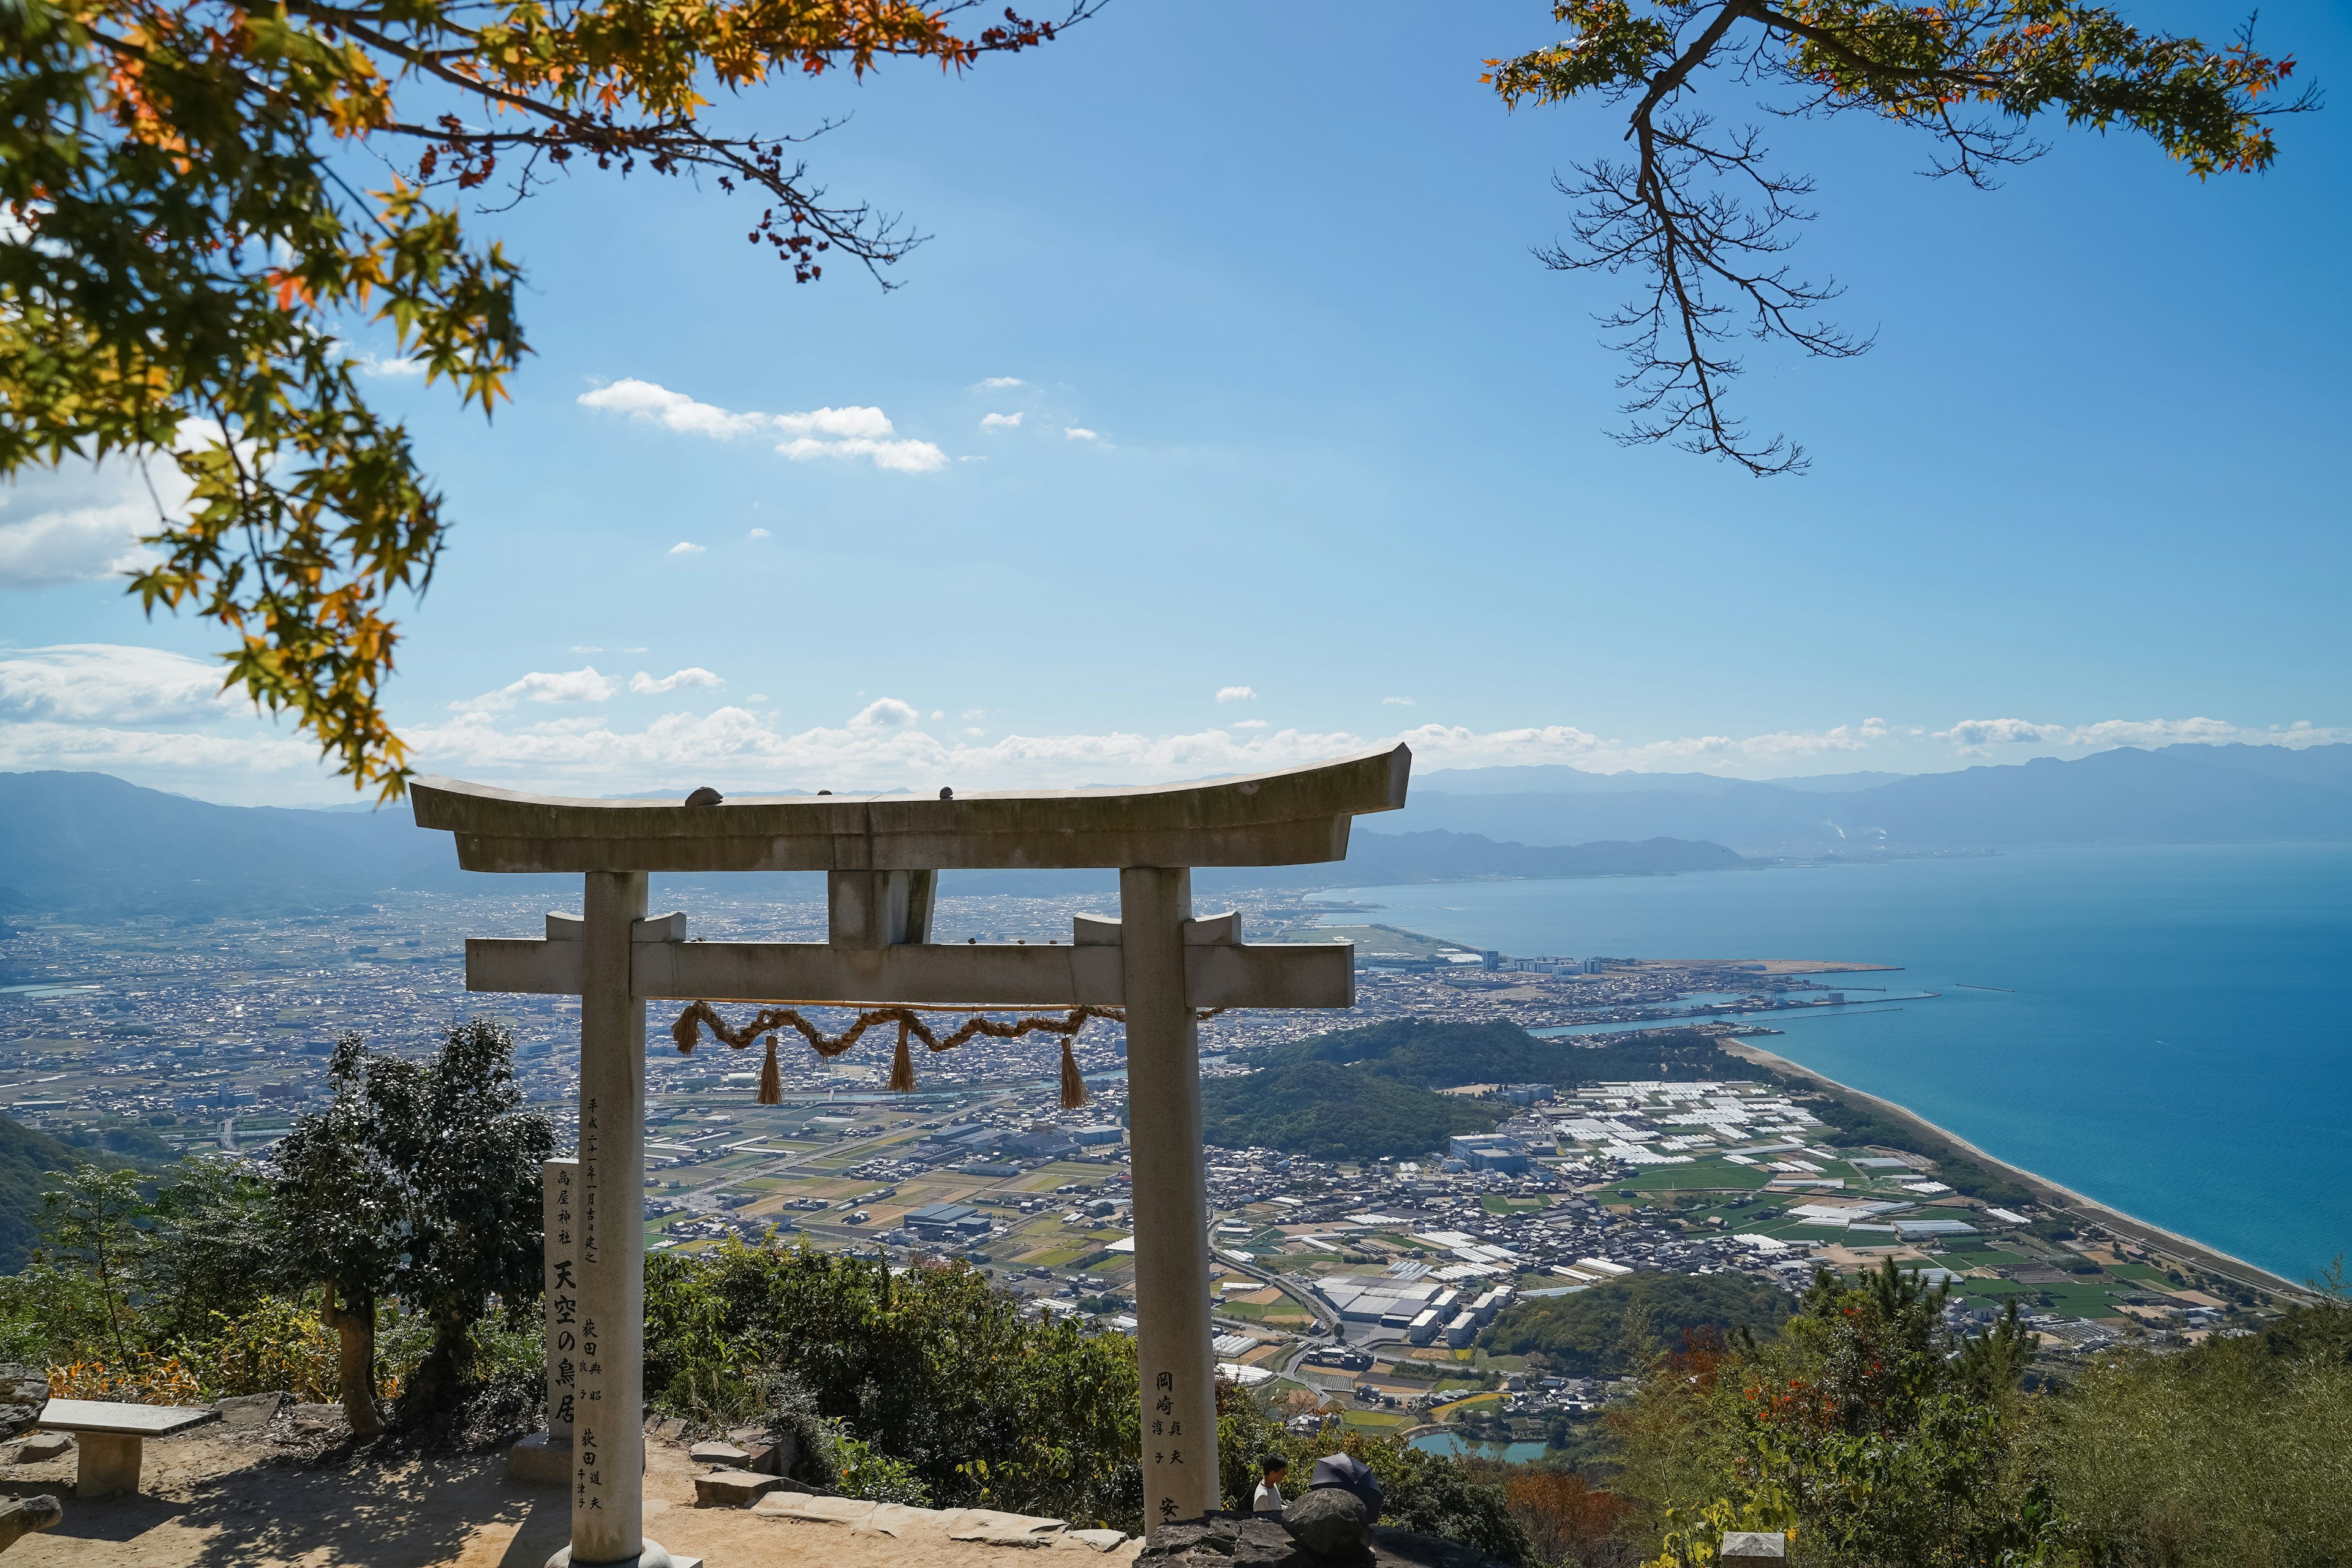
[
  {"x1": 0, "y1": 0, "x2": 1082, "y2": 797},
  {"x1": 1485, "y1": 0, "x2": 2316, "y2": 475}
]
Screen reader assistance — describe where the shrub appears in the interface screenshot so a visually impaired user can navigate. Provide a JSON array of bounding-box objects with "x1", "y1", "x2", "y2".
[
  {"x1": 649, "y1": 1240, "x2": 1142, "y2": 1529},
  {"x1": 49, "y1": 1354, "x2": 203, "y2": 1404},
  {"x1": 188, "y1": 1295, "x2": 339, "y2": 1401}
]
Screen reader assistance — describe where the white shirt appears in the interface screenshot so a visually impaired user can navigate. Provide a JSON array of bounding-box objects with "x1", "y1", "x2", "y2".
[{"x1": 1253, "y1": 1481, "x2": 1286, "y2": 1513}]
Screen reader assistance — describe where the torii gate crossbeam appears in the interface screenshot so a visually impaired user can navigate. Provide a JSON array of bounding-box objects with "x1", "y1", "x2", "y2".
[{"x1": 411, "y1": 744, "x2": 1410, "y2": 1567}]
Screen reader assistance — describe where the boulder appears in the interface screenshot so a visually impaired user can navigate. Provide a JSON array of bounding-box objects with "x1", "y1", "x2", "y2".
[
  {"x1": 14, "y1": 1433, "x2": 70, "y2": 1463},
  {"x1": 1283, "y1": 1489, "x2": 1373, "y2": 1558},
  {"x1": 693, "y1": 1468, "x2": 783, "y2": 1507},
  {"x1": 214, "y1": 1392, "x2": 287, "y2": 1430},
  {"x1": 0, "y1": 1369, "x2": 47, "y2": 1441},
  {"x1": 1138, "y1": 1513, "x2": 1517, "y2": 1568},
  {"x1": 1070, "y1": 1528, "x2": 1133, "y2": 1553},
  {"x1": 0, "y1": 1495, "x2": 63, "y2": 1554},
  {"x1": 1139, "y1": 1517, "x2": 1301, "y2": 1567}
]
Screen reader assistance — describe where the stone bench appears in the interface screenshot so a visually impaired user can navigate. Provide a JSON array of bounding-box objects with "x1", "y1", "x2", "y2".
[{"x1": 31, "y1": 1399, "x2": 219, "y2": 1499}]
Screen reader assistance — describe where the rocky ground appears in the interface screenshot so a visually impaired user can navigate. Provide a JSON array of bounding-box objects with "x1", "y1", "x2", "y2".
[{"x1": 0, "y1": 1408, "x2": 1145, "y2": 1568}]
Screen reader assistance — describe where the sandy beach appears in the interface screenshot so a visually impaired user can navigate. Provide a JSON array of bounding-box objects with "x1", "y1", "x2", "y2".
[{"x1": 1720, "y1": 1040, "x2": 2311, "y2": 1300}]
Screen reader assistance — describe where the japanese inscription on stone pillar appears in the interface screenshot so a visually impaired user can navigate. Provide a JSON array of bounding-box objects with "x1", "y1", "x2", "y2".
[{"x1": 543, "y1": 1158, "x2": 579, "y2": 1444}]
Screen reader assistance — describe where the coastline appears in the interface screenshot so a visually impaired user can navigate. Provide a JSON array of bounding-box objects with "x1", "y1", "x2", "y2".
[{"x1": 1719, "y1": 1039, "x2": 2311, "y2": 1301}]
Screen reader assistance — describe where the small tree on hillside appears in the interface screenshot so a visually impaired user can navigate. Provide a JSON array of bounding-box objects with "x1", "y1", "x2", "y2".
[
  {"x1": 381, "y1": 1018, "x2": 554, "y2": 1423},
  {"x1": 32, "y1": 1163, "x2": 154, "y2": 1366},
  {"x1": 276, "y1": 1019, "x2": 551, "y2": 1436}
]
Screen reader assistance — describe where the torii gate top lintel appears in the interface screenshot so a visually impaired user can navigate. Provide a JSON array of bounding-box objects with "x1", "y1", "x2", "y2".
[{"x1": 409, "y1": 742, "x2": 1411, "y2": 874}]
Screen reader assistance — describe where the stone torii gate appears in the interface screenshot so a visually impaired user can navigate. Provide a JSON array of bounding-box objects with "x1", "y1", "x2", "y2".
[{"x1": 413, "y1": 744, "x2": 1411, "y2": 1568}]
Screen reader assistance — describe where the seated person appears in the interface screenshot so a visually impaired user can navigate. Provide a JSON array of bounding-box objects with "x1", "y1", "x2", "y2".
[{"x1": 1252, "y1": 1453, "x2": 1289, "y2": 1513}]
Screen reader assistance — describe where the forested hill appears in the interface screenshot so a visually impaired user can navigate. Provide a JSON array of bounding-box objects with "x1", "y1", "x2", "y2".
[
  {"x1": 0, "y1": 1113, "x2": 149, "y2": 1273},
  {"x1": 1199, "y1": 1021, "x2": 1747, "y2": 1159},
  {"x1": 1480, "y1": 1273, "x2": 1795, "y2": 1375}
]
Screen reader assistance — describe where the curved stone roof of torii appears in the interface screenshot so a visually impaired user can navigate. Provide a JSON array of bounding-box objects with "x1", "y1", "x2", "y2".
[{"x1": 409, "y1": 743, "x2": 1412, "y2": 873}]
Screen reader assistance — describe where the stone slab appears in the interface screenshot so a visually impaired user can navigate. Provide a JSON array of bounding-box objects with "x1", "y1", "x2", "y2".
[
  {"x1": 1721, "y1": 1531, "x2": 1789, "y2": 1559},
  {"x1": 945, "y1": 1507, "x2": 1069, "y2": 1545},
  {"x1": 688, "y1": 1440, "x2": 750, "y2": 1468},
  {"x1": 856, "y1": 1502, "x2": 934, "y2": 1537},
  {"x1": 752, "y1": 1493, "x2": 878, "y2": 1526},
  {"x1": 36, "y1": 1399, "x2": 218, "y2": 1438},
  {"x1": 15, "y1": 1432, "x2": 70, "y2": 1461},
  {"x1": 1069, "y1": 1528, "x2": 1131, "y2": 1553},
  {"x1": 693, "y1": 1468, "x2": 784, "y2": 1507}
]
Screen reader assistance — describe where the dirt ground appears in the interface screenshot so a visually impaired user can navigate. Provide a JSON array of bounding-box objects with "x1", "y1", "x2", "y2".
[{"x1": 1, "y1": 1425, "x2": 1143, "y2": 1568}]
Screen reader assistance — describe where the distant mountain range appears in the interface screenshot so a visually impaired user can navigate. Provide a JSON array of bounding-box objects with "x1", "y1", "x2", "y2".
[
  {"x1": 1400, "y1": 744, "x2": 2352, "y2": 854},
  {"x1": 1, "y1": 742, "x2": 2345, "y2": 919}
]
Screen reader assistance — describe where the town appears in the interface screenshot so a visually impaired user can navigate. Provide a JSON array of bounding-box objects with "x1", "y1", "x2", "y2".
[{"x1": 0, "y1": 888, "x2": 2278, "y2": 1461}]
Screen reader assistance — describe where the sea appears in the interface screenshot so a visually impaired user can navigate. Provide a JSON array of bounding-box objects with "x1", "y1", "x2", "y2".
[{"x1": 1310, "y1": 843, "x2": 2352, "y2": 1285}]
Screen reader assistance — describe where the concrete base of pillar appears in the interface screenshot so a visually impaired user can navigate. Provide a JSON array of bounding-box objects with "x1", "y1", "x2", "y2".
[
  {"x1": 75, "y1": 1431, "x2": 141, "y2": 1499},
  {"x1": 545, "y1": 1540, "x2": 697, "y2": 1568},
  {"x1": 505, "y1": 1432, "x2": 572, "y2": 1487}
]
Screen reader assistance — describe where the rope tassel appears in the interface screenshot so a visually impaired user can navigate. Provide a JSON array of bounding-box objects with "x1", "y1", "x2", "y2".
[
  {"x1": 888, "y1": 1019, "x2": 916, "y2": 1093},
  {"x1": 756, "y1": 1033, "x2": 782, "y2": 1105},
  {"x1": 1060, "y1": 1031, "x2": 1090, "y2": 1110}
]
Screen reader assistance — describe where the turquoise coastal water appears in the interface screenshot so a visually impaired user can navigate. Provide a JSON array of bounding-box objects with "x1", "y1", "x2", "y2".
[{"x1": 1313, "y1": 843, "x2": 2352, "y2": 1283}]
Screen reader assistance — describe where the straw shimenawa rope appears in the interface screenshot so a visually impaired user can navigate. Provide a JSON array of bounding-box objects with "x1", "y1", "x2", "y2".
[{"x1": 671, "y1": 1000, "x2": 1225, "y2": 1109}]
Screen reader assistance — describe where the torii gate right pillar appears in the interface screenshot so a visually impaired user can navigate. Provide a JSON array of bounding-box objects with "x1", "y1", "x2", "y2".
[{"x1": 1121, "y1": 867, "x2": 1218, "y2": 1528}]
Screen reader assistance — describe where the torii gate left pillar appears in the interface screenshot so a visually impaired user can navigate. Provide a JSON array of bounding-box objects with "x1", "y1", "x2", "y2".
[{"x1": 412, "y1": 744, "x2": 1411, "y2": 1556}]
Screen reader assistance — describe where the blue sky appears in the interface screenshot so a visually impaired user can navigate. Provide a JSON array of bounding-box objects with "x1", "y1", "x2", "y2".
[{"x1": 3, "y1": 1, "x2": 2348, "y2": 804}]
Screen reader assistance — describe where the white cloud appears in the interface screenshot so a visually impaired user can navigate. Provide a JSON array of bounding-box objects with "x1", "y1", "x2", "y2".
[
  {"x1": 450, "y1": 666, "x2": 617, "y2": 715},
  {"x1": 1064, "y1": 427, "x2": 1099, "y2": 441},
  {"x1": 748, "y1": 527, "x2": 771, "y2": 540},
  {"x1": 0, "y1": 720, "x2": 317, "y2": 777},
  {"x1": 777, "y1": 435, "x2": 947, "y2": 474},
  {"x1": 355, "y1": 352, "x2": 424, "y2": 379},
  {"x1": 668, "y1": 541, "x2": 707, "y2": 556},
  {"x1": 850, "y1": 698, "x2": 921, "y2": 730},
  {"x1": 579, "y1": 379, "x2": 767, "y2": 439},
  {"x1": 1932, "y1": 716, "x2": 2256, "y2": 751},
  {"x1": 571, "y1": 646, "x2": 604, "y2": 654},
  {"x1": 0, "y1": 458, "x2": 181, "y2": 589},
  {"x1": 981, "y1": 412, "x2": 1023, "y2": 429},
  {"x1": 0, "y1": 645, "x2": 238, "y2": 724},
  {"x1": 977, "y1": 377, "x2": 1026, "y2": 389},
  {"x1": 957, "y1": 455, "x2": 989, "y2": 464},
  {"x1": 19, "y1": 657, "x2": 2350, "y2": 804},
  {"x1": 1381, "y1": 696, "x2": 1415, "y2": 707},
  {"x1": 578, "y1": 379, "x2": 945, "y2": 473},
  {"x1": 1216, "y1": 686, "x2": 1257, "y2": 704},
  {"x1": 628, "y1": 668, "x2": 723, "y2": 696},
  {"x1": 930, "y1": 709, "x2": 944, "y2": 719}
]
